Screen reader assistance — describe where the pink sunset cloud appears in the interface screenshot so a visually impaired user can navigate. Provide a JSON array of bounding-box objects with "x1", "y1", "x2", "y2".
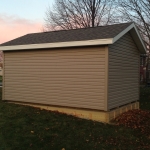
[{"x1": 0, "y1": 14, "x2": 44, "y2": 44}]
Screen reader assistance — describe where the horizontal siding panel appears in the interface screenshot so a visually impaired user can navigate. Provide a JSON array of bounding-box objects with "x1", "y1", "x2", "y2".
[
  {"x1": 109, "y1": 88, "x2": 138, "y2": 94},
  {"x1": 5, "y1": 78, "x2": 105, "y2": 82},
  {"x1": 108, "y1": 73, "x2": 138, "y2": 77},
  {"x1": 5, "y1": 83, "x2": 105, "y2": 89},
  {"x1": 109, "y1": 68, "x2": 139, "y2": 72},
  {"x1": 111, "y1": 40, "x2": 137, "y2": 46},
  {"x1": 5, "y1": 88, "x2": 105, "y2": 98},
  {"x1": 109, "y1": 92, "x2": 139, "y2": 101},
  {"x1": 110, "y1": 45, "x2": 138, "y2": 50},
  {"x1": 109, "y1": 71, "x2": 139, "y2": 75},
  {"x1": 109, "y1": 76, "x2": 139, "y2": 79},
  {"x1": 5, "y1": 81, "x2": 105, "y2": 86},
  {"x1": 110, "y1": 50, "x2": 138, "y2": 55},
  {"x1": 5, "y1": 61, "x2": 105, "y2": 66},
  {"x1": 5, "y1": 71, "x2": 104, "y2": 80},
  {"x1": 109, "y1": 81, "x2": 139, "y2": 85},
  {"x1": 5, "y1": 87, "x2": 105, "y2": 92},
  {"x1": 6, "y1": 57, "x2": 104, "y2": 62},
  {"x1": 109, "y1": 94, "x2": 139, "y2": 103},
  {"x1": 109, "y1": 51, "x2": 139, "y2": 57},
  {"x1": 5, "y1": 65, "x2": 105, "y2": 70},
  {"x1": 4, "y1": 46, "x2": 106, "y2": 110},
  {"x1": 109, "y1": 57, "x2": 139, "y2": 63},
  {"x1": 109, "y1": 94, "x2": 138, "y2": 103},
  {"x1": 4, "y1": 80, "x2": 105, "y2": 85},
  {"x1": 5, "y1": 91, "x2": 104, "y2": 98},
  {"x1": 108, "y1": 33, "x2": 140, "y2": 110},
  {"x1": 5, "y1": 48, "x2": 105, "y2": 55},
  {"x1": 110, "y1": 44, "x2": 138, "y2": 51},
  {"x1": 4, "y1": 97, "x2": 105, "y2": 110},
  {"x1": 109, "y1": 59, "x2": 139, "y2": 64},
  {"x1": 109, "y1": 99, "x2": 138, "y2": 109},
  {"x1": 4, "y1": 96, "x2": 105, "y2": 106},
  {"x1": 5, "y1": 57, "x2": 105, "y2": 63},
  {"x1": 108, "y1": 83, "x2": 139, "y2": 88},
  {"x1": 110, "y1": 38, "x2": 138, "y2": 46},
  {"x1": 109, "y1": 65, "x2": 139, "y2": 69},
  {"x1": 109, "y1": 58, "x2": 138, "y2": 63},
  {"x1": 5, "y1": 53, "x2": 105, "y2": 59}
]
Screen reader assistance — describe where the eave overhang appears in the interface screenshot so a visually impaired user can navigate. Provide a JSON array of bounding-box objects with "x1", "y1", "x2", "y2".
[{"x1": 0, "y1": 23, "x2": 147, "y2": 54}]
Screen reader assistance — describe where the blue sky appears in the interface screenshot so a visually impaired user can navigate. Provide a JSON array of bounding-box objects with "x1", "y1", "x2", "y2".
[
  {"x1": 0, "y1": 0, "x2": 54, "y2": 21},
  {"x1": 0, "y1": 0, "x2": 54, "y2": 43}
]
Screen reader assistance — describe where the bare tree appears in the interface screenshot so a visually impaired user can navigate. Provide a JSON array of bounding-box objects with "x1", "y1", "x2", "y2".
[
  {"x1": 44, "y1": 0, "x2": 115, "y2": 31},
  {"x1": 116, "y1": 0, "x2": 150, "y2": 83},
  {"x1": 117, "y1": 0, "x2": 150, "y2": 46}
]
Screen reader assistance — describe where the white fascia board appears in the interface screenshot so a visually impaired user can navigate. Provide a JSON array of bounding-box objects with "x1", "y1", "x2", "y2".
[
  {"x1": 130, "y1": 24, "x2": 147, "y2": 54},
  {"x1": 0, "y1": 38, "x2": 113, "y2": 51},
  {"x1": 113, "y1": 23, "x2": 135, "y2": 43},
  {"x1": 113, "y1": 23, "x2": 147, "y2": 54}
]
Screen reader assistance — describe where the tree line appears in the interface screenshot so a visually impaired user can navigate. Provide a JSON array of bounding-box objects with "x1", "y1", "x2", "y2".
[{"x1": 44, "y1": 0, "x2": 150, "y2": 48}]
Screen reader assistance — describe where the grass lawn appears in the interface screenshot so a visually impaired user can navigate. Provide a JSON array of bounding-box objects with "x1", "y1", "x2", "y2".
[{"x1": 0, "y1": 87, "x2": 150, "y2": 150}]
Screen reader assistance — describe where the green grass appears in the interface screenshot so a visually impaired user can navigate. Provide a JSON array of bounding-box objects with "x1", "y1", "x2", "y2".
[{"x1": 0, "y1": 87, "x2": 150, "y2": 150}]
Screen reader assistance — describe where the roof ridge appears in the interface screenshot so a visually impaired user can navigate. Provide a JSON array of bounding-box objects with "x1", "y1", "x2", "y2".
[{"x1": 27, "y1": 22, "x2": 133, "y2": 35}]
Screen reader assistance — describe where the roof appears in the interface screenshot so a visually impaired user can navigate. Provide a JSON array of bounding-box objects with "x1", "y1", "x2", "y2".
[
  {"x1": 0, "y1": 22, "x2": 146, "y2": 53},
  {"x1": 1, "y1": 23, "x2": 132, "y2": 46}
]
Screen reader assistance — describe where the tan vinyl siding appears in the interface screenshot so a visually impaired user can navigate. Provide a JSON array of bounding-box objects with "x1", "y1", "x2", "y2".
[
  {"x1": 3, "y1": 46, "x2": 106, "y2": 110},
  {"x1": 108, "y1": 33, "x2": 140, "y2": 110}
]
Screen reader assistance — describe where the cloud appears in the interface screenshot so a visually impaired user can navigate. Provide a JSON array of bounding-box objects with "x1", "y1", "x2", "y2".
[{"x1": 0, "y1": 13, "x2": 44, "y2": 44}]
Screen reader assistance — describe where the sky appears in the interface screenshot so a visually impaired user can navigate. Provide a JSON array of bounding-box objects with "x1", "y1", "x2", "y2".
[{"x1": 0, "y1": 0, "x2": 54, "y2": 44}]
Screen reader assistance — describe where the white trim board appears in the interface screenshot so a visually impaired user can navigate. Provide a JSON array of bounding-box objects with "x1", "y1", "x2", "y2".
[
  {"x1": 0, "y1": 39, "x2": 113, "y2": 51},
  {"x1": 0, "y1": 23, "x2": 147, "y2": 54},
  {"x1": 113, "y1": 23, "x2": 146, "y2": 54}
]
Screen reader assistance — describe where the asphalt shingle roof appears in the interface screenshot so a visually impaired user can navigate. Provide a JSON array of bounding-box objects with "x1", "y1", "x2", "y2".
[{"x1": 1, "y1": 22, "x2": 132, "y2": 46}]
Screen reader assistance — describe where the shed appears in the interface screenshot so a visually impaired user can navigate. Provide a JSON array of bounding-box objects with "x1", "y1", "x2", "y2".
[{"x1": 0, "y1": 23, "x2": 146, "y2": 122}]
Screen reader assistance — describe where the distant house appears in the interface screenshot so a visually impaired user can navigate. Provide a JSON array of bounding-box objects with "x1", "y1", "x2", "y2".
[{"x1": 0, "y1": 23, "x2": 146, "y2": 122}]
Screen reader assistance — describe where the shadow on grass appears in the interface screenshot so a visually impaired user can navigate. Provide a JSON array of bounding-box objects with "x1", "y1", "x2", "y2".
[{"x1": 0, "y1": 87, "x2": 150, "y2": 149}]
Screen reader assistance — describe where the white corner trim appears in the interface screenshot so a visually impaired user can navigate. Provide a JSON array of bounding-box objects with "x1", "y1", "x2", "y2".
[
  {"x1": 113, "y1": 23, "x2": 147, "y2": 53},
  {"x1": 113, "y1": 23, "x2": 135, "y2": 43},
  {"x1": 132, "y1": 24, "x2": 147, "y2": 52},
  {"x1": 0, "y1": 39, "x2": 113, "y2": 51}
]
